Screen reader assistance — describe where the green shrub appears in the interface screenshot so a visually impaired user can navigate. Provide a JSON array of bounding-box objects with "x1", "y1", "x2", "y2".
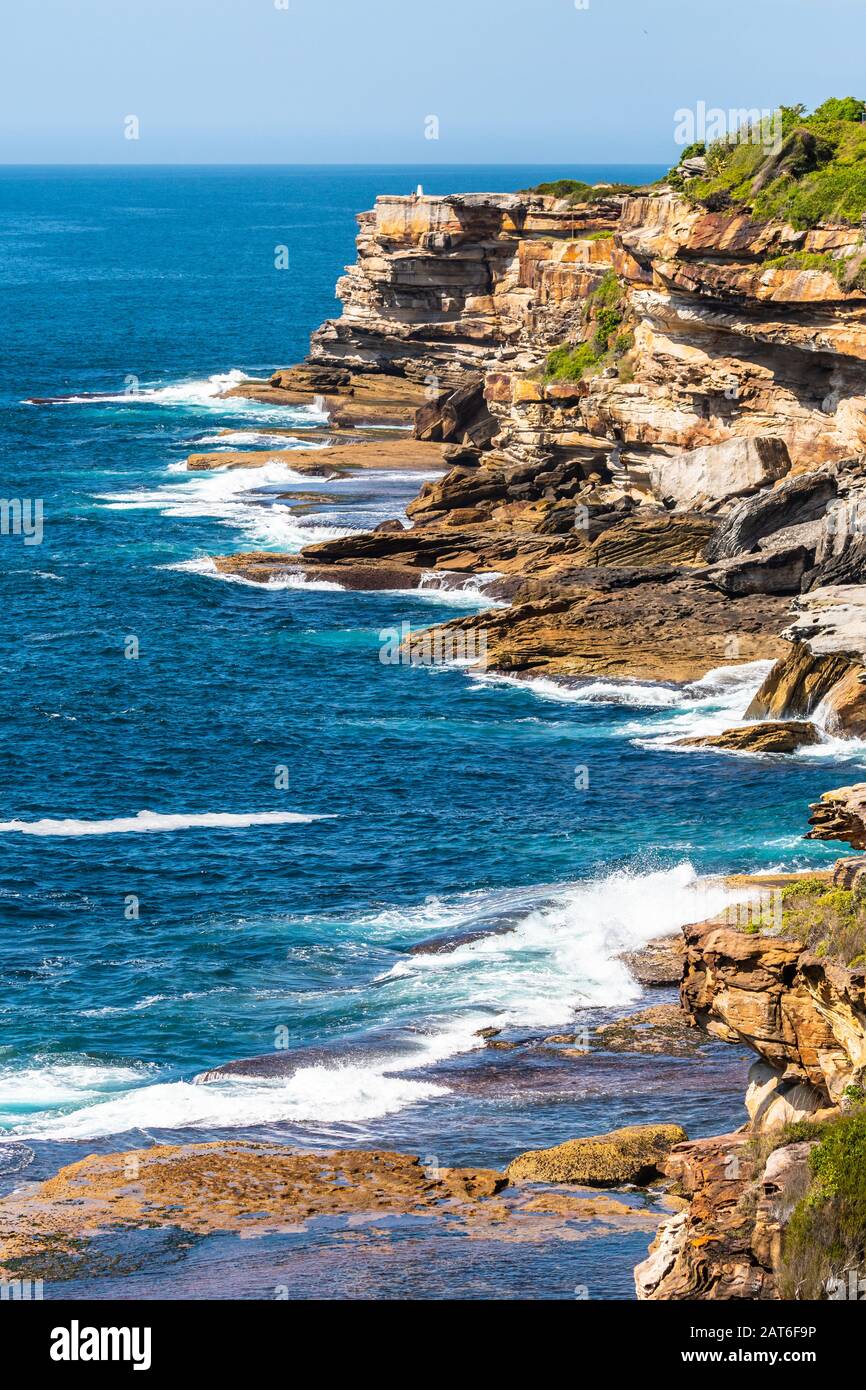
[
  {"x1": 664, "y1": 97, "x2": 866, "y2": 227},
  {"x1": 763, "y1": 250, "x2": 844, "y2": 279},
  {"x1": 526, "y1": 179, "x2": 638, "y2": 205},
  {"x1": 811, "y1": 97, "x2": 866, "y2": 126},
  {"x1": 779, "y1": 1110, "x2": 866, "y2": 1298},
  {"x1": 734, "y1": 878, "x2": 866, "y2": 965},
  {"x1": 544, "y1": 342, "x2": 601, "y2": 381},
  {"x1": 544, "y1": 270, "x2": 629, "y2": 381},
  {"x1": 591, "y1": 269, "x2": 623, "y2": 308}
]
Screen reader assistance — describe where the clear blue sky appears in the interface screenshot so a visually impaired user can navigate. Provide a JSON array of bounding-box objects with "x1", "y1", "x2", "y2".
[{"x1": 2, "y1": 0, "x2": 862, "y2": 164}]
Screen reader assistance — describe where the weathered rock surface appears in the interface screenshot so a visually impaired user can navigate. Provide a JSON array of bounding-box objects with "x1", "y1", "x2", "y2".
[
  {"x1": 186, "y1": 439, "x2": 444, "y2": 473},
  {"x1": 702, "y1": 544, "x2": 813, "y2": 596},
  {"x1": 507, "y1": 1124, "x2": 687, "y2": 1186},
  {"x1": 746, "y1": 586, "x2": 866, "y2": 735},
  {"x1": 205, "y1": 188, "x2": 866, "y2": 698},
  {"x1": 744, "y1": 1059, "x2": 828, "y2": 1132},
  {"x1": 224, "y1": 369, "x2": 427, "y2": 426},
  {"x1": 594, "y1": 1004, "x2": 706, "y2": 1057},
  {"x1": 649, "y1": 437, "x2": 791, "y2": 510},
  {"x1": 808, "y1": 782, "x2": 866, "y2": 849},
  {"x1": 680, "y1": 916, "x2": 866, "y2": 1103},
  {"x1": 704, "y1": 468, "x2": 840, "y2": 562},
  {"x1": 0, "y1": 1139, "x2": 676, "y2": 1281},
  {"x1": 619, "y1": 932, "x2": 684, "y2": 987},
  {"x1": 635, "y1": 1131, "x2": 813, "y2": 1300},
  {"x1": 307, "y1": 191, "x2": 621, "y2": 387},
  {"x1": 680, "y1": 720, "x2": 821, "y2": 754},
  {"x1": 406, "y1": 577, "x2": 787, "y2": 683},
  {"x1": 0, "y1": 1142, "x2": 509, "y2": 1272},
  {"x1": 414, "y1": 375, "x2": 496, "y2": 446}
]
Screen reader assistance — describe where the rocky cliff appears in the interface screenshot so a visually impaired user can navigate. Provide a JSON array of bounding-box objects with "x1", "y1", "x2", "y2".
[
  {"x1": 636, "y1": 800, "x2": 866, "y2": 1300},
  {"x1": 213, "y1": 172, "x2": 866, "y2": 722},
  {"x1": 307, "y1": 191, "x2": 621, "y2": 388}
]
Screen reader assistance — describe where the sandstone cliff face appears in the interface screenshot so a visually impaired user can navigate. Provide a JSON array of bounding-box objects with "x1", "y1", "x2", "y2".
[
  {"x1": 483, "y1": 191, "x2": 866, "y2": 481},
  {"x1": 308, "y1": 192, "x2": 620, "y2": 388},
  {"x1": 635, "y1": 1131, "x2": 813, "y2": 1300},
  {"x1": 634, "y1": 828, "x2": 866, "y2": 1301},
  {"x1": 634, "y1": 905, "x2": 866, "y2": 1300},
  {"x1": 680, "y1": 918, "x2": 866, "y2": 1104},
  {"x1": 308, "y1": 187, "x2": 866, "y2": 483},
  {"x1": 215, "y1": 183, "x2": 866, "y2": 709}
]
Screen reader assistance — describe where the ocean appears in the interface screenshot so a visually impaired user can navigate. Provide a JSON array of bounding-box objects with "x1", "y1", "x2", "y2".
[{"x1": 0, "y1": 164, "x2": 861, "y2": 1298}]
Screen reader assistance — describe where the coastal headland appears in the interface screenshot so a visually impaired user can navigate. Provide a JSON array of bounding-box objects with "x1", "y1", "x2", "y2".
[{"x1": 13, "y1": 107, "x2": 866, "y2": 1300}]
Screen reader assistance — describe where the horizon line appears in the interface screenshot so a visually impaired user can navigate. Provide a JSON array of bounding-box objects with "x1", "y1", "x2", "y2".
[{"x1": 0, "y1": 159, "x2": 671, "y2": 170}]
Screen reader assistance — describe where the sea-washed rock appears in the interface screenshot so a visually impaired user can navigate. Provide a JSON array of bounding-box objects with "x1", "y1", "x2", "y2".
[
  {"x1": 808, "y1": 782, "x2": 866, "y2": 849},
  {"x1": 680, "y1": 720, "x2": 821, "y2": 754},
  {"x1": 594, "y1": 1004, "x2": 706, "y2": 1057},
  {"x1": 747, "y1": 586, "x2": 866, "y2": 735},
  {"x1": 507, "y1": 1123, "x2": 687, "y2": 1186},
  {"x1": 619, "y1": 933, "x2": 684, "y2": 986}
]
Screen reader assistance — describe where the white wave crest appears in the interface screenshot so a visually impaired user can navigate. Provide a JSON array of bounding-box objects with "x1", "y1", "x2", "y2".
[
  {"x1": 1, "y1": 864, "x2": 744, "y2": 1138},
  {"x1": 0, "y1": 1059, "x2": 152, "y2": 1111},
  {"x1": 7, "y1": 1070, "x2": 447, "y2": 1140},
  {"x1": 373, "y1": 862, "x2": 740, "y2": 1033},
  {"x1": 475, "y1": 660, "x2": 773, "y2": 713},
  {"x1": 0, "y1": 810, "x2": 333, "y2": 837},
  {"x1": 96, "y1": 460, "x2": 357, "y2": 550},
  {"x1": 25, "y1": 371, "x2": 327, "y2": 421},
  {"x1": 167, "y1": 557, "x2": 345, "y2": 590}
]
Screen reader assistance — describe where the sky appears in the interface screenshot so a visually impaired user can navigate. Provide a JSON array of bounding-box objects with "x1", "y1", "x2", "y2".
[{"x1": 1, "y1": 0, "x2": 864, "y2": 164}]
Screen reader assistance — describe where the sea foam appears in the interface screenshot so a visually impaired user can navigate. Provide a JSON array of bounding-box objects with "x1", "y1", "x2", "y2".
[
  {"x1": 3, "y1": 863, "x2": 745, "y2": 1139},
  {"x1": 0, "y1": 810, "x2": 333, "y2": 837}
]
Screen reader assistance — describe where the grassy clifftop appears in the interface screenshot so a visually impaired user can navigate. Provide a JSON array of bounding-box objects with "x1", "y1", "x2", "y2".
[{"x1": 673, "y1": 97, "x2": 866, "y2": 227}]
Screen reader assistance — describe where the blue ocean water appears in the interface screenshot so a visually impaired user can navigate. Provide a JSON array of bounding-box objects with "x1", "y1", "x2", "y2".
[{"x1": 0, "y1": 166, "x2": 861, "y2": 1296}]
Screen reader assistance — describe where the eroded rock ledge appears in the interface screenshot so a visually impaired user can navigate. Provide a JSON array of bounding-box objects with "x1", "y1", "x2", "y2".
[
  {"x1": 208, "y1": 187, "x2": 866, "y2": 719},
  {"x1": 637, "y1": 799, "x2": 866, "y2": 1300}
]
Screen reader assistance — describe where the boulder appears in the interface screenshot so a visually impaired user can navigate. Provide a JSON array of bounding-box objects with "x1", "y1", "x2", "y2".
[
  {"x1": 704, "y1": 468, "x2": 838, "y2": 563},
  {"x1": 619, "y1": 933, "x2": 684, "y2": 986},
  {"x1": 747, "y1": 587, "x2": 866, "y2": 735},
  {"x1": 746, "y1": 640, "x2": 854, "y2": 721},
  {"x1": 507, "y1": 1123, "x2": 687, "y2": 1186},
  {"x1": 414, "y1": 376, "x2": 497, "y2": 447},
  {"x1": 649, "y1": 437, "x2": 791, "y2": 510},
  {"x1": 681, "y1": 720, "x2": 821, "y2": 754},
  {"x1": 808, "y1": 783, "x2": 866, "y2": 850},
  {"x1": 703, "y1": 544, "x2": 812, "y2": 596}
]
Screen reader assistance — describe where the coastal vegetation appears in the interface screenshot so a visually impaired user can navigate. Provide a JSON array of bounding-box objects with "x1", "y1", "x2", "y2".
[
  {"x1": 673, "y1": 98, "x2": 866, "y2": 227},
  {"x1": 779, "y1": 1108, "x2": 866, "y2": 1298},
  {"x1": 544, "y1": 270, "x2": 633, "y2": 381},
  {"x1": 743, "y1": 877, "x2": 866, "y2": 967},
  {"x1": 762, "y1": 247, "x2": 866, "y2": 293},
  {"x1": 526, "y1": 177, "x2": 637, "y2": 203}
]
